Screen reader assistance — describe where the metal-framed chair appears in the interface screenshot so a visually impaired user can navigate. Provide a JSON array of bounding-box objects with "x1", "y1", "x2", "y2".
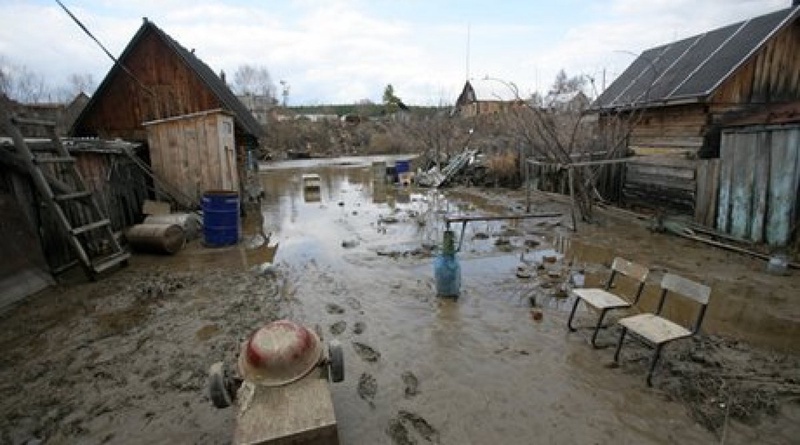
[
  {"x1": 613, "y1": 273, "x2": 711, "y2": 386},
  {"x1": 567, "y1": 257, "x2": 649, "y2": 347}
]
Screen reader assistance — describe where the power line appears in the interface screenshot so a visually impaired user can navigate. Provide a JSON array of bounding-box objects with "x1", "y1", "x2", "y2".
[{"x1": 55, "y1": 0, "x2": 155, "y2": 98}]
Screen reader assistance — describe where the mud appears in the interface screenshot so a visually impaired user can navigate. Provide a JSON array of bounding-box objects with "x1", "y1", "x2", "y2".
[
  {"x1": 352, "y1": 342, "x2": 381, "y2": 362},
  {"x1": 1, "y1": 155, "x2": 798, "y2": 444},
  {"x1": 401, "y1": 371, "x2": 419, "y2": 398},
  {"x1": 357, "y1": 373, "x2": 377, "y2": 406}
]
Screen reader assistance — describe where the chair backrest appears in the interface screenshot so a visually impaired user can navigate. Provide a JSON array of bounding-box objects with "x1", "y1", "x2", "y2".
[
  {"x1": 611, "y1": 257, "x2": 649, "y2": 283},
  {"x1": 659, "y1": 273, "x2": 711, "y2": 334},
  {"x1": 606, "y1": 257, "x2": 649, "y2": 304},
  {"x1": 661, "y1": 273, "x2": 710, "y2": 305}
]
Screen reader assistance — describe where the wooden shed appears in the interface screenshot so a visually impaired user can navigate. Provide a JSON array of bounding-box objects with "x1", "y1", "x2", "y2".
[
  {"x1": 592, "y1": 5, "x2": 800, "y2": 218},
  {"x1": 143, "y1": 109, "x2": 239, "y2": 202},
  {"x1": 70, "y1": 18, "x2": 263, "y2": 148}
]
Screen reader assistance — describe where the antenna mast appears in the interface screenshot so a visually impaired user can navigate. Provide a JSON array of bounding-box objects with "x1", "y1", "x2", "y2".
[{"x1": 465, "y1": 24, "x2": 471, "y2": 81}]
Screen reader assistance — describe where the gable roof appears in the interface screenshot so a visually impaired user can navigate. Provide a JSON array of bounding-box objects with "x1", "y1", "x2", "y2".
[
  {"x1": 72, "y1": 19, "x2": 263, "y2": 139},
  {"x1": 593, "y1": 6, "x2": 800, "y2": 111}
]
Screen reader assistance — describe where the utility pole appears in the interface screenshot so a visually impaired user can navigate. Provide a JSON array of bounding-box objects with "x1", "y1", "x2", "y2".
[{"x1": 279, "y1": 80, "x2": 289, "y2": 107}]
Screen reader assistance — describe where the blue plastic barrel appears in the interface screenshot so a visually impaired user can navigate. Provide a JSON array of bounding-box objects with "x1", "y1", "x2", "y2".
[
  {"x1": 434, "y1": 230, "x2": 461, "y2": 297},
  {"x1": 202, "y1": 190, "x2": 240, "y2": 247},
  {"x1": 395, "y1": 160, "x2": 411, "y2": 174}
]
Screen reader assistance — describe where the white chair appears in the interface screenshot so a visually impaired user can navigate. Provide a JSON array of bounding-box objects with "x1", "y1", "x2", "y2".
[
  {"x1": 567, "y1": 257, "x2": 649, "y2": 347},
  {"x1": 613, "y1": 273, "x2": 711, "y2": 386}
]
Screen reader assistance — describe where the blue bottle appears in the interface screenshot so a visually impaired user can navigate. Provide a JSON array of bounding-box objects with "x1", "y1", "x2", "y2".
[{"x1": 434, "y1": 230, "x2": 461, "y2": 298}]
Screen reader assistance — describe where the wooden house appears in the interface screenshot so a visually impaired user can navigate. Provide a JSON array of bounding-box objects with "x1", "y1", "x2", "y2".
[
  {"x1": 592, "y1": 5, "x2": 800, "y2": 220},
  {"x1": 71, "y1": 18, "x2": 263, "y2": 147},
  {"x1": 453, "y1": 80, "x2": 523, "y2": 117}
]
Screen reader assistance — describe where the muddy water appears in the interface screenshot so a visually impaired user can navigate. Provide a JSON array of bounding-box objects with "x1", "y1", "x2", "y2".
[{"x1": 255, "y1": 156, "x2": 726, "y2": 444}]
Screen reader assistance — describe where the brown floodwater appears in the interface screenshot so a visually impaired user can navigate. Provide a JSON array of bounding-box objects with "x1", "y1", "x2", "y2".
[{"x1": 254, "y1": 156, "x2": 729, "y2": 444}]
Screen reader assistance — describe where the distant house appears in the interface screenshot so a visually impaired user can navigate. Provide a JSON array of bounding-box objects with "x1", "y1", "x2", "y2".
[
  {"x1": 453, "y1": 80, "x2": 523, "y2": 117},
  {"x1": 591, "y1": 5, "x2": 800, "y2": 219},
  {"x1": 71, "y1": 18, "x2": 263, "y2": 147},
  {"x1": 237, "y1": 94, "x2": 274, "y2": 126},
  {"x1": 542, "y1": 91, "x2": 589, "y2": 113},
  {"x1": 2, "y1": 92, "x2": 89, "y2": 138}
]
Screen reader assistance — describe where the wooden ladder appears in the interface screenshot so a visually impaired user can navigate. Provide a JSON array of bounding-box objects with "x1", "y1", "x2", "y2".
[{"x1": 1, "y1": 104, "x2": 130, "y2": 280}]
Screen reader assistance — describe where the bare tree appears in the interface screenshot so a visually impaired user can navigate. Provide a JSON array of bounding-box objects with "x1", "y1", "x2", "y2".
[
  {"x1": 550, "y1": 69, "x2": 586, "y2": 94},
  {"x1": 0, "y1": 56, "x2": 49, "y2": 103},
  {"x1": 233, "y1": 64, "x2": 277, "y2": 101},
  {"x1": 55, "y1": 73, "x2": 95, "y2": 102}
]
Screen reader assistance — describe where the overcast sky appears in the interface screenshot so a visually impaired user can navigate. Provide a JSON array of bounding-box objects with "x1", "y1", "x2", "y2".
[{"x1": 0, "y1": 0, "x2": 792, "y2": 105}]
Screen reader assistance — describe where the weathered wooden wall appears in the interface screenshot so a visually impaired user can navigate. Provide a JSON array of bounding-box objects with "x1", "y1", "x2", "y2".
[
  {"x1": 73, "y1": 29, "x2": 224, "y2": 142},
  {"x1": 695, "y1": 159, "x2": 721, "y2": 226},
  {"x1": 623, "y1": 157, "x2": 697, "y2": 214},
  {"x1": 625, "y1": 104, "x2": 708, "y2": 154},
  {"x1": 145, "y1": 110, "x2": 239, "y2": 202},
  {"x1": 711, "y1": 20, "x2": 800, "y2": 108},
  {"x1": 717, "y1": 124, "x2": 800, "y2": 246},
  {"x1": 0, "y1": 168, "x2": 54, "y2": 307}
]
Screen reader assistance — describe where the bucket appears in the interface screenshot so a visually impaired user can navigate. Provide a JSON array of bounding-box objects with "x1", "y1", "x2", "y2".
[
  {"x1": 202, "y1": 190, "x2": 240, "y2": 247},
  {"x1": 125, "y1": 223, "x2": 185, "y2": 254},
  {"x1": 395, "y1": 160, "x2": 411, "y2": 175}
]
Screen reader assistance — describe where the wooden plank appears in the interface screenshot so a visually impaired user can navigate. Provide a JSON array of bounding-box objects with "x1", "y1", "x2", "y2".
[
  {"x1": 717, "y1": 132, "x2": 733, "y2": 232},
  {"x1": 694, "y1": 159, "x2": 720, "y2": 227},
  {"x1": 729, "y1": 133, "x2": 753, "y2": 239},
  {"x1": 612, "y1": 257, "x2": 649, "y2": 282},
  {"x1": 627, "y1": 163, "x2": 695, "y2": 180},
  {"x1": 766, "y1": 128, "x2": 800, "y2": 245},
  {"x1": 625, "y1": 172, "x2": 696, "y2": 192},
  {"x1": 750, "y1": 131, "x2": 770, "y2": 243},
  {"x1": 234, "y1": 369, "x2": 339, "y2": 445},
  {"x1": 619, "y1": 313, "x2": 692, "y2": 345},
  {"x1": 572, "y1": 288, "x2": 631, "y2": 310}
]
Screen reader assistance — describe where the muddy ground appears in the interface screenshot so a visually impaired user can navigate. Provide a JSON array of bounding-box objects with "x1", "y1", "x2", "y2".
[{"x1": 1, "y1": 157, "x2": 799, "y2": 444}]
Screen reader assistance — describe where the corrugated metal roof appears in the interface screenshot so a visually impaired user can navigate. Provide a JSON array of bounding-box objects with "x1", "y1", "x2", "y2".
[
  {"x1": 71, "y1": 19, "x2": 263, "y2": 140},
  {"x1": 594, "y1": 6, "x2": 800, "y2": 111}
]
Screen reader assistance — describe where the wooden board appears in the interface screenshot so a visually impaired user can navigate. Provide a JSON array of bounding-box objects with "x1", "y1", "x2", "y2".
[{"x1": 234, "y1": 369, "x2": 339, "y2": 445}]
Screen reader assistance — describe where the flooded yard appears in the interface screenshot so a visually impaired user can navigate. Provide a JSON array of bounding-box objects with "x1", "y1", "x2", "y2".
[{"x1": 1, "y1": 155, "x2": 798, "y2": 444}]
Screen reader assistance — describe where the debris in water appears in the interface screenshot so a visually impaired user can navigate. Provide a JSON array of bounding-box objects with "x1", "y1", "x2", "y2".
[
  {"x1": 341, "y1": 240, "x2": 359, "y2": 248},
  {"x1": 531, "y1": 309, "x2": 543, "y2": 321}
]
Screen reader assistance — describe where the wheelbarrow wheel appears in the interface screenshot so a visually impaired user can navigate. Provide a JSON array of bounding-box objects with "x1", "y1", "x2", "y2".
[
  {"x1": 208, "y1": 361, "x2": 233, "y2": 409},
  {"x1": 328, "y1": 340, "x2": 344, "y2": 383}
]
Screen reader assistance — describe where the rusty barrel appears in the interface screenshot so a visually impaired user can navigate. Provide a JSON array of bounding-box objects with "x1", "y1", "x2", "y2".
[
  {"x1": 126, "y1": 223, "x2": 185, "y2": 254},
  {"x1": 202, "y1": 190, "x2": 240, "y2": 247}
]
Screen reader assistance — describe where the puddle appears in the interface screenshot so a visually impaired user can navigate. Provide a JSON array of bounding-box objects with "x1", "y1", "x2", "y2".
[{"x1": 252, "y1": 156, "x2": 728, "y2": 444}]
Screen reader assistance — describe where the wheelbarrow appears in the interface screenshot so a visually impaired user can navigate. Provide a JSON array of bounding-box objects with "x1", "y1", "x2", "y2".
[{"x1": 208, "y1": 320, "x2": 345, "y2": 444}]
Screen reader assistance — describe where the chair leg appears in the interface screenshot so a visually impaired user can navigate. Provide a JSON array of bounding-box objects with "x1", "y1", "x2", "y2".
[
  {"x1": 613, "y1": 327, "x2": 627, "y2": 362},
  {"x1": 567, "y1": 297, "x2": 581, "y2": 332},
  {"x1": 646, "y1": 344, "x2": 664, "y2": 387},
  {"x1": 590, "y1": 309, "x2": 608, "y2": 348}
]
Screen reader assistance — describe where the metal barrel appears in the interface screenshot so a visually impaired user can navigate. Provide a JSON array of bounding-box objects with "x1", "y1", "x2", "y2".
[
  {"x1": 125, "y1": 223, "x2": 185, "y2": 254},
  {"x1": 201, "y1": 190, "x2": 240, "y2": 247}
]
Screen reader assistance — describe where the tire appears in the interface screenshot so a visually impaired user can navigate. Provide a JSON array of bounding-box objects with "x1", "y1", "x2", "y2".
[
  {"x1": 208, "y1": 362, "x2": 233, "y2": 409},
  {"x1": 328, "y1": 340, "x2": 344, "y2": 383}
]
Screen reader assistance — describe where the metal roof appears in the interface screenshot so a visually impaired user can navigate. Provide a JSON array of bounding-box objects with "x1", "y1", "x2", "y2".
[
  {"x1": 593, "y1": 6, "x2": 800, "y2": 111},
  {"x1": 72, "y1": 19, "x2": 263, "y2": 140}
]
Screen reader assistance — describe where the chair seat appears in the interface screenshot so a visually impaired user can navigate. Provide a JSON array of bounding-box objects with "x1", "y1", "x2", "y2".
[
  {"x1": 619, "y1": 313, "x2": 691, "y2": 345},
  {"x1": 572, "y1": 288, "x2": 631, "y2": 310}
]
